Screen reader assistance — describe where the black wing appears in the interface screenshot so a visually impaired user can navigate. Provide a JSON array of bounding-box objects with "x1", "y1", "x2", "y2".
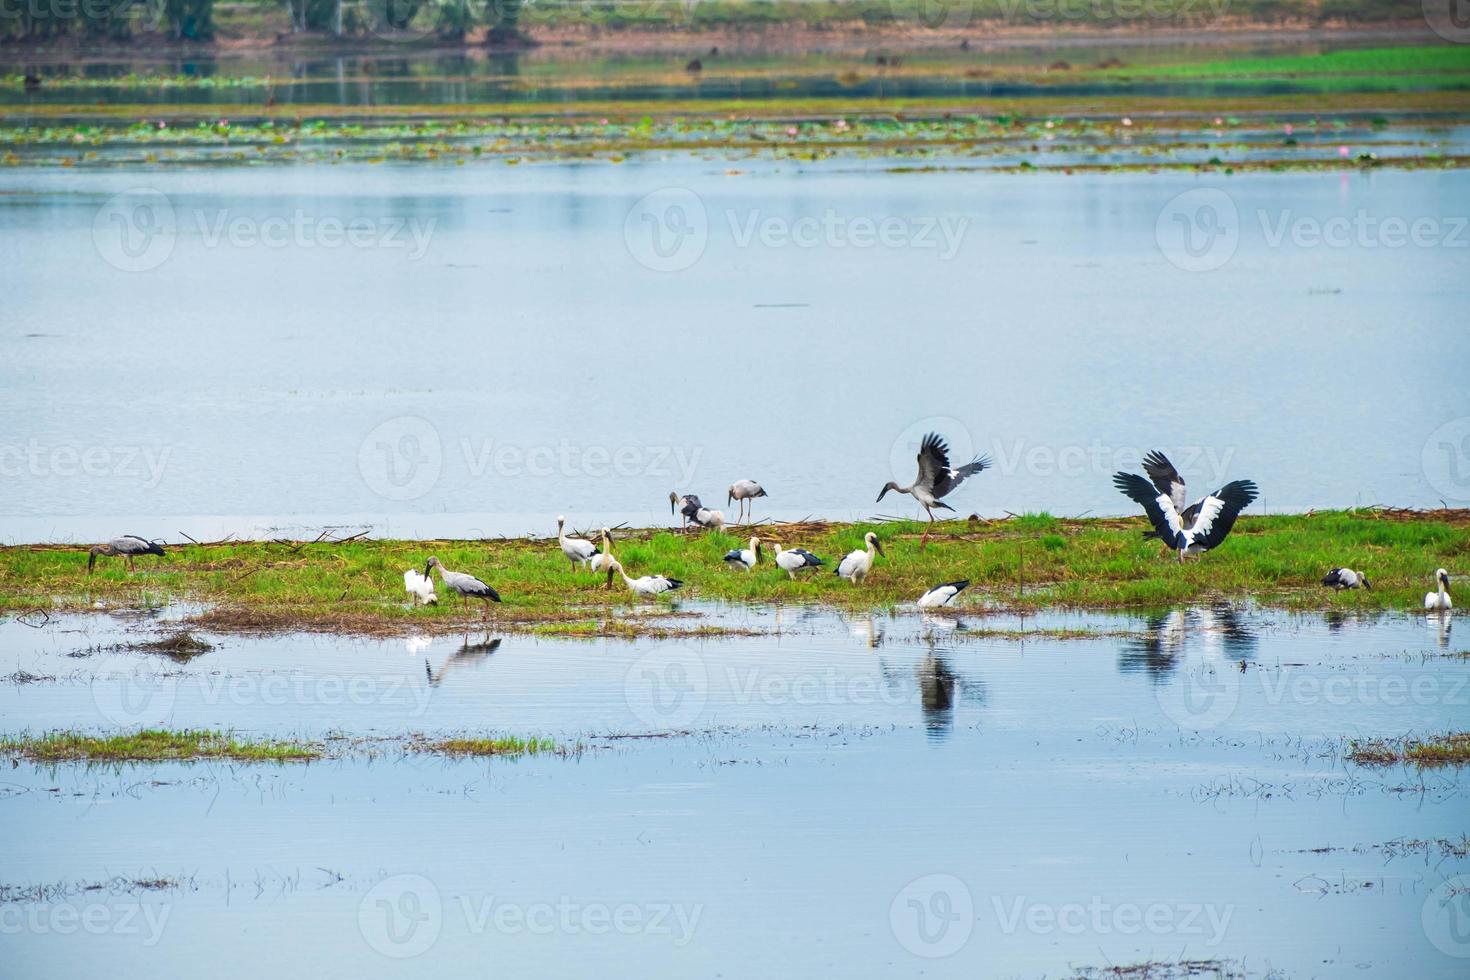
[
  {"x1": 723, "y1": 550, "x2": 744, "y2": 563},
  {"x1": 1141, "y1": 451, "x2": 1189, "y2": 514},
  {"x1": 1322, "y1": 568, "x2": 1346, "y2": 587},
  {"x1": 933, "y1": 579, "x2": 970, "y2": 594},
  {"x1": 919, "y1": 432, "x2": 991, "y2": 499},
  {"x1": 1113, "y1": 472, "x2": 1185, "y2": 549},
  {"x1": 792, "y1": 549, "x2": 824, "y2": 566},
  {"x1": 1186, "y1": 480, "x2": 1259, "y2": 551}
]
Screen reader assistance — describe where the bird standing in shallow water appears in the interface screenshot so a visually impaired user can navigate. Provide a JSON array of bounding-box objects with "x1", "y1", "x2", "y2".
[
  {"x1": 424, "y1": 557, "x2": 501, "y2": 619},
  {"x1": 877, "y1": 433, "x2": 991, "y2": 547},
  {"x1": 1425, "y1": 569, "x2": 1453, "y2": 611},
  {"x1": 1322, "y1": 568, "x2": 1370, "y2": 593},
  {"x1": 727, "y1": 480, "x2": 767, "y2": 524},
  {"x1": 835, "y1": 532, "x2": 885, "y2": 584},
  {"x1": 918, "y1": 579, "x2": 970, "y2": 609},
  {"x1": 87, "y1": 536, "x2": 165, "y2": 575}
]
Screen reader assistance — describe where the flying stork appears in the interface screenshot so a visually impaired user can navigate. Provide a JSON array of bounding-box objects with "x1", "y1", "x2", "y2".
[
  {"x1": 773, "y1": 544, "x2": 824, "y2": 580},
  {"x1": 423, "y1": 556, "x2": 502, "y2": 619},
  {"x1": 1113, "y1": 458, "x2": 1258, "y2": 562},
  {"x1": 1425, "y1": 569, "x2": 1453, "y2": 611},
  {"x1": 877, "y1": 432, "x2": 991, "y2": 545},
  {"x1": 834, "y1": 532, "x2": 885, "y2": 584},
  {"x1": 727, "y1": 480, "x2": 767, "y2": 524},
  {"x1": 87, "y1": 535, "x2": 165, "y2": 575}
]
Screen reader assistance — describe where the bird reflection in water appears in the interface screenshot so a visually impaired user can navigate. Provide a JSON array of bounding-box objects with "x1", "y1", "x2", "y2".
[
  {"x1": 425, "y1": 634, "x2": 502, "y2": 686},
  {"x1": 848, "y1": 615, "x2": 884, "y2": 649},
  {"x1": 1427, "y1": 612, "x2": 1453, "y2": 650},
  {"x1": 917, "y1": 652, "x2": 959, "y2": 740},
  {"x1": 1119, "y1": 604, "x2": 1257, "y2": 679}
]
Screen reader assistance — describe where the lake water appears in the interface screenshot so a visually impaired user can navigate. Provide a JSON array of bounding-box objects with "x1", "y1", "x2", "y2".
[
  {"x1": 0, "y1": 607, "x2": 1466, "y2": 977},
  {"x1": 3, "y1": 161, "x2": 1468, "y2": 543}
]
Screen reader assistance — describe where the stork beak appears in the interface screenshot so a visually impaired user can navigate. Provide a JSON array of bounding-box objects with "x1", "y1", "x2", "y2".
[
  {"x1": 875, "y1": 487, "x2": 888, "y2": 502},
  {"x1": 1362, "y1": 577, "x2": 1372, "y2": 591},
  {"x1": 874, "y1": 540, "x2": 886, "y2": 557}
]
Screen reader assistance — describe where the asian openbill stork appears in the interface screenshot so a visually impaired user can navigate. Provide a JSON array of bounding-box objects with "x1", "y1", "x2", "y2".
[
  {"x1": 727, "y1": 480, "x2": 767, "y2": 524},
  {"x1": 669, "y1": 492, "x2": 702, "y2": 530},
  {"x1": 1113, "y1": 461, "x2": 1258, "y2": 563},
  {"x1": 87, "y1": 535, "x2": 165, "y2": 575},
  {"x1": 557, "y1": 516, "x2": 598, "y2": 571},
  {"x1": 1425, "y1": 569, "x2": 1453, "y2": 611},
  {"x1": 877, "y1": 432, "x2": 991, "y2": 546},
  {"x1": 834, "y1": 532, "x2": 885, "y2": 583},
  {"x1": 723, "y1": 536, "x2": 761, "y2": 571},
  {"x1": 918, "y1": 579, "x2": 970, "y2": 609},
  {"x1": 773, "y1": 545, "x2": 824, "y2": 580},
  {"x1": 608, "y1": 559, "x2": 683, "y2": 598},
  {"x1": 424, "y1": 557, "x2": 501, "y2": 619},
  {"x1": 1322, "y1": 568, "x2": 1371, "y2": 592}
]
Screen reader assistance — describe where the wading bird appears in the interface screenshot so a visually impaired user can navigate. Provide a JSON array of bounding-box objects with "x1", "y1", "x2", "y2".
[
  {"x1": 1322, "y1": 568, "x2": 1371, "y2": 592},
  {"x1": 727, "y1": 480, "x2": 767, "y2": 524},
  {"x1": 1113, "y1": 464, "x2": 1258, "y2": 563},
  {"x1": 404, "y1": 569, "x2": 438, "y2": 605},
  {"x1": 608, "y1": 559, "x2": 683, "y2": 598},
  {"x1": 589, "y1": 528, "x2": 616, "y2": 586},
  {"x1": 918, "y1": 579, "x2": 970, "y2": 609},
  {"x1": 692, "y1": 506, "x2": 726, "y2": 532},
  {"x1": 669, "y1": 492, "x2": 703, "y2": 530},
  {"x1": 877, "y1": 432, "x2": 991, "y2": 545},
  {"x1": 1425, "y1": 569, "x2": 1453, "y2": 611},
  {"x1": 557, "y1": 516, "x2": 599, "y2": 571},
  {"x1": 773, "y1": 544, "x2": 824, "y2": 580},
  {"x1": 835, "y1": 532, "x2": 885, "y2": 584},
  {"x1": 87, "y1": 535, "x2": 165, "y2": 575},
  {"x1": 424, "y1": 557, "x2": 501, "y2": 619},
  {"x1": 723, "y1": 536, "x2": 762, "y2": 571}
]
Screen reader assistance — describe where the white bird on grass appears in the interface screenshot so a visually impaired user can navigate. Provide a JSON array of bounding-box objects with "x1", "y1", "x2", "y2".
[
  {"x1": 877, "y1": 433, "x2": 991, "y2": 546},
  {"x1": 608, "y1": 559, "x2": 683, "y2": 598},
  {"x1": 692, "y1": 507, "x2": 726, "y2": 532},
  {"x1": 1322, "y1": 568, "x2": 1371, "y2": 592},
  {"x1": 727, "y1": 480, "x2": 767, "y2": 524},
  {"x1": 918, "y1": 579, "x2": 970, "y2": 609},
  {"x1": 723, "y1": 536, "x2": 762, "y2": 571},
  {"x1": 424, "y1": 556, "x2": 502, "y2": 619},
  {"x1": 403, "y1": 569, "x2": 438, "y2": 605},
  {"x1": 557, "y1": 516, "x2": 599, "y2": 570},
  {"x1": 1425, "y1": 568, "x2": 1453, "y2": 611},
  {"x1": 835, "y1": 532, "x2": 885, "y2": 584},
  {"x1": 773, "y1": 544, "x2": 824, "y2": 580}
]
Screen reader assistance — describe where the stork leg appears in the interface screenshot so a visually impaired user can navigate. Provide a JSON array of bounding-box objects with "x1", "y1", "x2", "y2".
[
  {"x1": 127, "y1": 556, "x2": 136, "y2": 573},
  {"x1": 920, "y1": 507, "x2": 935, "y2": 550}
]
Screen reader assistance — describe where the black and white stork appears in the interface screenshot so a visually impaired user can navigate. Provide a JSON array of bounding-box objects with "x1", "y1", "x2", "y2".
[{"x1": 1113, "y1": 456, "x2": 1258, "y2": 563}]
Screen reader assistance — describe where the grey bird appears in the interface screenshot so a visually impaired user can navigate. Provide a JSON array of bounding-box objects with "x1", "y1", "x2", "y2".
[
  {"x1": 88, "y1": 535, "x2": 166, "y2": 575},
  {"x1": 424, "y1": 557, "x2": 502, "y2": 619},
  {"x1": 727, "y1": 480, "x2": 767, "y2": 524},
  {"x1": 877, "y1": 432, "x2": 991, "y2": 545}
]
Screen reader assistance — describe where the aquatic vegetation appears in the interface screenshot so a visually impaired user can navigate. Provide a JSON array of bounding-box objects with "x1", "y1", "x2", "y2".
[
  {"x1": 409, "y1": 734, "x2": 570, "y2": 757},
  {"x1": 0, "y1": 729, "x2": 322, "y2": 763},
  {"x1": 1348, "y1": 731, "x2": 1470, "y2": 767}
]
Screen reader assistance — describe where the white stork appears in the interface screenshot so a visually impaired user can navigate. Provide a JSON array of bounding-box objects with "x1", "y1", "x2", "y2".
[
  {"x1": 877, "y1": 432, "x2": 991, "y2": 545},
  {"x1": 87, "y1": 535, "x2": 166, "y2": 574},
  {"x1": 669, "y1": 492, "x2": 703, "y2": 530},
  {"x1": 1425, "y1": 569, "x2": 1453, "y2": 611},
  {"x1": 723, "y1": 536, "x2": 761, "y2": 571},
  {"x1": 773, "y1": 544, "x2": 824, "y2": 580},
  {"x1": 608, "y1": 559, "x2": 683, "y2": 598},
  {"x1": 835, "y1": 532, "x2": 885, "y2": 583},
  {"x1": 589, "y1": 528, "x2": 616, "y2": 587},
  {"x1": 727, "y1": 480, "x2": 767, "y2": 524},
  {"x1": 1322, "y1": 568, "x2": 1371, "y2": 592},
  {"x1": 557, "y1": 516, "x2": 599, "y2": 571},
  {"x1": 1113, "y1": 458, "x2": 1258, "y2": 562},
  {"x1": 403, "y1": 569, "x2": 438, "y2": 605},
  {"x1": 918, "y1": 579, "x2": 970, "y2": 609},
  {"x1": 424, "y1": 556, "x2": 502, "y2": 619}
]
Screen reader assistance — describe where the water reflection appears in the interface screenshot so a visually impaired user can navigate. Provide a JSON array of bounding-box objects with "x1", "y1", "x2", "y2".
[
  {"x1": 1427, "y1": 611, "x2": 1454, "y2": 650},
  {"x1": 1119, "y1": 604, "x2": 1257, "y2": 679},
  {"x1": 425, "y1": 633, "x2": 501, "y2": 686}
]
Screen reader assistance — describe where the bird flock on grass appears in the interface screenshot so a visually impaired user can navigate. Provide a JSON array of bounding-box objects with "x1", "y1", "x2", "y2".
[{"x1": 81, "y1": 433, "x2": 1455, "y2": 620}]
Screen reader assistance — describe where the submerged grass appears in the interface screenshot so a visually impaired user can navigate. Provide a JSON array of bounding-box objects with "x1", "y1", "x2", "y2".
[
  {"x1": 0, "y1": 510, "x2": 1463, "y2": 635},
  {"x1": 0, "y1": 729, "x2": 321, "y2": 763},
  {"x1": 1348, "y1": 731, "x2": 1470, "y2": 767},
  {"x1": 409, "y1": 734, "x2": 569, "y2": 757}
]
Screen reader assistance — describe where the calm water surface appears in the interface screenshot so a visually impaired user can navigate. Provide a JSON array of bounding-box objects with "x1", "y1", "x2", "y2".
[
  {"x1": 3, "y1": 162, "x2": 1466, "y2": 542},
  {"x1": 0, "y1": 608, "x2": 1465, "y2": 976}
]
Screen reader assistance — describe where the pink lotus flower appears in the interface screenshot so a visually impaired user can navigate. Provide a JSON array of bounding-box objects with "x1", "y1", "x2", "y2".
[{"x1": 1338, "y1": 145, "x2": 1351, "y2": 157}]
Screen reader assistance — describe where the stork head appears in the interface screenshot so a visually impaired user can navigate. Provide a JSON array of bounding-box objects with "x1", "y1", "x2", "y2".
[
  {"x1": 866, "y1": 532, "x2": 885, "y2": 557},
  {"x1": 86, "y1": 547, "x2": 101, "y2": 575},
  {"x1": 727, "y1": 485, "x2": 735, "y2": 505},
  {"x1": 755, "y1": 486, "x2": 767, "y2": 498},
  {"x1": 1360, "y1": 573, "x2": 1372, "y2": 591},
  {"x1": 668, "y1": 491, "x2": 679, "y2": 514},
  {"x1": 750, "y1": 536, "x2": 761, "y2": 558},
  {"x1": 876, "y1": 481, "x2": 900, "y2": 502},
  {"x1": 1438, "y1": 568, "x2": 1451, "y2": 589},
  {"x1": 424, "y1": 556, "x2": 441, "y2": 578},
  {"x1": 557, "y1": 515, "x2": 566, "y2": 529}
]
